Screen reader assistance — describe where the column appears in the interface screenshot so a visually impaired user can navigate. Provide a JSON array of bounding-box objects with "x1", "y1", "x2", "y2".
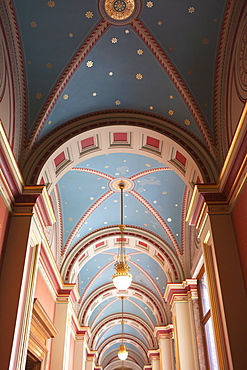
[
  {"x1": 73, "y1": 328, "x2": 90, "y2": 370},
  {"x1": 148, "y1": 350, "x2": 160, "y2": 370},
  {"x1": 50, "y1": 295, "x2": 72, "y2": 370},
  {"x1": 203, "y1": 211, "x2": 247, "y2": 369},
  {"x1": 164, "y1": 279, "x2": 199, "y2": 370},
  {"x1": 0, "y1": 188, "x2": 47, "y2": 370},
  {"x1": 154, "y1": 326, "x2": 174, "y2": 370},
  {"x1": 85, "y1": 350, "x2": 97, "y2": 370}
]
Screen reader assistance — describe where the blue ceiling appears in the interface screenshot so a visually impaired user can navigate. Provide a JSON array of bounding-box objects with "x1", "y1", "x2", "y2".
[{"x1": 13, "y1": 0, "x2": 227, "y2": 144}]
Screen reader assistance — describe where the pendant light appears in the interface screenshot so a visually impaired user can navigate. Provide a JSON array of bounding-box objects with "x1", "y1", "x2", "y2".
[
  {"x1": 112, "y1": 182, "x2": 132, "y2": 291},
  {"x1": 118, "y1": 297, "x2": 128, "y2": 360}
]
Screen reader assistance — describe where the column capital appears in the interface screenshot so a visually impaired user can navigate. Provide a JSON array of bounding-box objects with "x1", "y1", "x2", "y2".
[
  {"x1": 143, "y1": 366, "x2": 152, "y2": 370},
  {"x1": 148, "y1": 349, "x2": 160, "y2": 362},
  {"x1": 164, "y1": 279, "x2": 198, "y2": 306},
  {"x1": 86, "y1": 349, "x2": 98, "y2": 361},
  {"x1": 56, "y1": 283, "x2": 80, "y2": 304},
  {"x1": 154, "y1": 325, "x2": 173, "y2": 340},
  {"x1": 74, "y1": 326, "x2": 91, "y2": 341}
]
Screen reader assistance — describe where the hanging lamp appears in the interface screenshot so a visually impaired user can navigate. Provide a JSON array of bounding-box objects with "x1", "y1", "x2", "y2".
[
  {"x1": 112, "y1": 182, "x2": 132, "y2": 291},
  {"x1": 118, "y1": 297, "x2": 128, "y2": 361}
]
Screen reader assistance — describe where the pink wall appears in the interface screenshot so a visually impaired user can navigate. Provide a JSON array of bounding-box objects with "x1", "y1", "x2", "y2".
[
  {"x1": 0, "y1": 197, "x2": 9, "y2": 267},
  {"x1": 34, "y1": 270, "x2": 56, "y2": 322},
  {"x1": 69, "y1": 333, "x2": 75, "y2": 370},
  {"x1": 232, "y1": 181, "x2": 247, "y2": 294}
]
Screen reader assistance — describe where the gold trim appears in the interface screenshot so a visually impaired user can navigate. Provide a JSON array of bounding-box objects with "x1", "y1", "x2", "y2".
[
  {"x1": 0, "y1": 121, "x2": 24, "y2": 187},
  {"x1": 219, "y1": 102, "x2": 247, "y2": 184}
]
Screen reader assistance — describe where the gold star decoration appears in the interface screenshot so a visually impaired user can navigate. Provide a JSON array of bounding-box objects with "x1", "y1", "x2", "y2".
[
  {"x1": 30, "y1": 22, "x2": 37, "y2": 28},
  {"x1": 85, "y1": 11, "x2": 93, "y2": 18},
  {"x1": 168, "y1": 110, "x2": 174, "y2": 115},
  {"x1": 47, "y1": 0, "x2": 55, "y2": 7},
  {"x1": 187, "y1": 70, "x2": 193, "y2": 75},
  {"x1": 136, "y1": 73, "x2": 143, "y2": 80},
  {"x1": 46, "y1": 63, "x2": 52, "y2": 69},
  {"x1": 115, "y1": 100, "x2": 121, "y2": 105},
  {"x1": 63, "y1": 94, "x2": 69, "y2": 100},
  {"x1": 68, "y1": 33, "x2": 74, "y2": 38},
  {"x1": 111, "y1": 37, "x2": 118, "y2": 43},
  {"x1": 146, "y1": 1, "x2": 153, "y2": 8},
  {"x1": 36, "y1": 93, "x2": 42, "y2": 99},
  {"x1": 202, "y1": 38, "x2": 209, "y2": 44},
  {"x1": 188, "y1": 7, "x2": 195, "y2": 13},
  {"x1": 184, "y1": 119, "x2": 191, "y2": 125},
  {"x1": 158, "y1": 21, "x2": 162, "y2": 26},
  {"x1": 137, "y1": 49, "x2": 143, "y2": 55},
  {"x1": 86, "y1": 61, "x2": 94, "y2": 67}
]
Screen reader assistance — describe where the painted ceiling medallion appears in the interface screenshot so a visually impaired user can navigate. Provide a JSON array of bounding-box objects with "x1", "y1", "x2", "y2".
[
  {"x1": 100, "y1": 0, "x2": 140, "y2": 25},
  {"x1": 105, "y1": 0, "x2": 135, "y2": 20},
  {"x1": 110, "y1": 178, "x2": 134, "y2": 191}
]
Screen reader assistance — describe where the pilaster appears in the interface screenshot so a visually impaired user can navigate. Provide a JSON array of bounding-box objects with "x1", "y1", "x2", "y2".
[
  {"x1": 148, "y1": 349, "x2": 160, "y2": 370},
  {"x1": 154, "y1": 325, "x2": 174, "y2": 370},
  {"x1": 73, "y1": 327, "x2": 91, "y2": 370},
  {"x1": 0, "y1": 186, "x2": 54, "y2": 370},
  {"x1": 164, "y1": 279, "x2": 199, "y2": 370}
]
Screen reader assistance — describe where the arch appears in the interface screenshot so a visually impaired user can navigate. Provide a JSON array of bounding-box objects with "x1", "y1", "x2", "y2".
[
  {"x1": 90, "y1": 315, "x2": 153, "y2": 353},
  {"x1": 78, "y1": 282, "x2": 167, "y2": 327},
  {"x1": 22, "y1": 117, "x2": 218, "y2": 185},
  {"x1": 104, "y1": 359, "x2": 142, "y2": 370},
  {"x1": 60, "y1": 225, "x2": 184, "y2": 285}
]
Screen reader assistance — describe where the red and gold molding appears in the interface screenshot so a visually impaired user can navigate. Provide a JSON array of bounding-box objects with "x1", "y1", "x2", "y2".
[
  {"x1": 154, "y1": 325, "x2": 174, "y2": 340},
  {"x1": 164, "y1": 279, "x2": 198, "y2": 307}
]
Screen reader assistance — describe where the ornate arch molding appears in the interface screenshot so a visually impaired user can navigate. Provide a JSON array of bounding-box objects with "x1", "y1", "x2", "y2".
[
  {"x1": 0, "y1": 0, "x2": 26, "y2": 159},
  {"x1": 60, "y1": 225, "x2": 184, "y2": 286},
  {"x1": 22, "y1": 114, "x2": 218, "y2": 185},
  {"x1": 91, "y1": 318, "x2": 152, "y2": 354},
  {"x1": 214, "y1": 0, "x2": 247, "y2": 162},
  {"x1": 105, "y1": 359, "x2": 142, "y2": 370},
  {"x1": 102, "y1": 349, "x2": 144, "y2": 369},
  {"x1": 78, "y1": 282, "x2": 167, "y2": 326}
]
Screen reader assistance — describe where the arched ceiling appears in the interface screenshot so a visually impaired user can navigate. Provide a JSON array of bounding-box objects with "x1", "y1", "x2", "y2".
[{"x1": 11, "y1": 0, "x2": 228, "y2": 367}]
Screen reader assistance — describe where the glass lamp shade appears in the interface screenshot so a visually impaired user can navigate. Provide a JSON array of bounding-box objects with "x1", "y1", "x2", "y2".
[
  {"x1": 112, "y1": 261, "x2": 132, "y2": 290},
  {"x1": 113, "y1": 274, "x2": 132, "y2": 290},
  {"x1": 118, "y1": 344, "x2": 128, "y2": 360}
]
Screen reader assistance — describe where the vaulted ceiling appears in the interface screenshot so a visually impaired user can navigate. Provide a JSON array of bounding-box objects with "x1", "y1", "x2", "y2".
[{"x1": 11, "y1": 0, "x2": 228, "y2": 367}]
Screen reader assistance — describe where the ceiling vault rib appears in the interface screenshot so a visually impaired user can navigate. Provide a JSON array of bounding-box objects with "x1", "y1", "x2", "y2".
[
  {"x1": 131, "y1": 19, "x2": 216, "y2": 159},
  {"x1": 62, "y1": 189, "x2": 114, "y2": 258},
  {"x1": 26, "y1": 19, "x2": 110, "y2": 151},
  {"x1": 130, "y1": 189, "x2": 181, "y2": 255}
]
